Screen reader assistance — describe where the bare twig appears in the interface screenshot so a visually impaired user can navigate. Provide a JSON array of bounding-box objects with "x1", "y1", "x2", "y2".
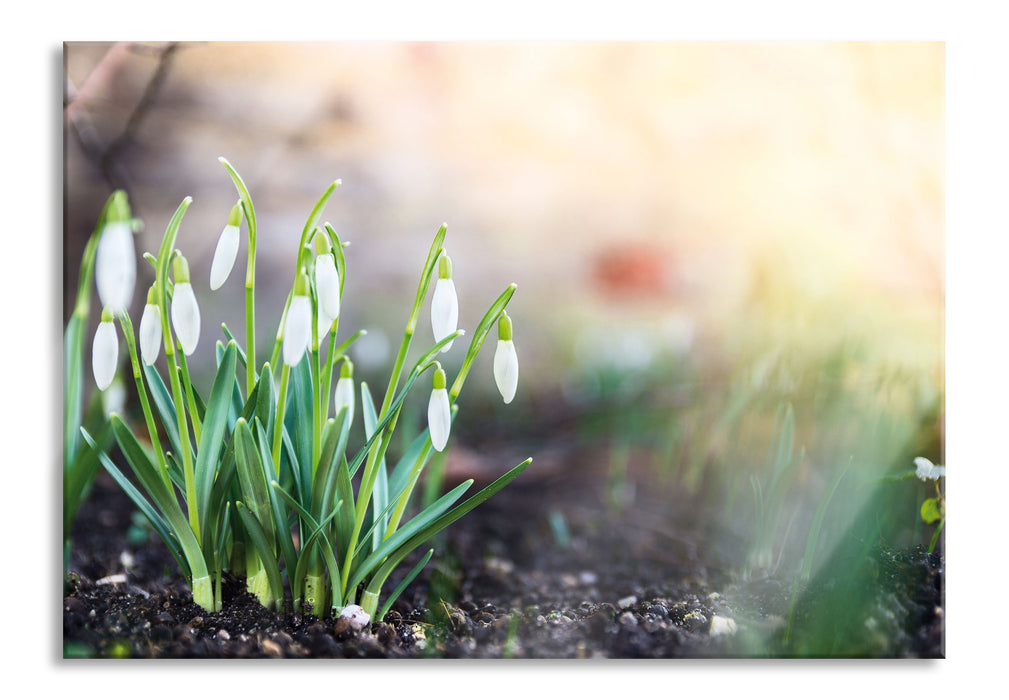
[{"x1": 65, "y1": 42, "x2": 182, "y2": 210}]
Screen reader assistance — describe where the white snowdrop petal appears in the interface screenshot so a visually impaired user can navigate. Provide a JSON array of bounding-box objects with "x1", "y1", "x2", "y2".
[
  {"x1": 95, "y1": 222, "x2": 136, "y2": 313},
  {"x1": 171, "y1": 282, "x2": 201, "y2": 356},
  {"x1": 139, "y1": 303, "x2": 162, "y2": 366},
  {"x1": 493, "y1": 339, "x2": 519, "y2": 404},
  {"x1": 317, "y1": 308, "x2": 332, "y2": 341},
  {"x1": 431, "y1": 278, "x2": 459, "y2": 352},
  {"x1": 102, "y1": 378, "x2": 127, "y2": 417},
  {"x1": 92, "y1": 321, "x2": 119, "y2": 391},
  {"x1": 283, "y1": 295, "x2": 312, "y2": 367},
  {"x1": 315, "y1": 253, "x2": 341, "y2": 320},
  {"x1": 334, "y1": 376, "x2": 355, "y2": 427},
  {"x1": 209, "y1": 224, "x2": 240, "y2": 290},
  {"x1": 428, "y1": 387, "x2": 451, "y2": 451},
  {"x1": 914, "y1": 456, "x2": 945, "y2": 481}
]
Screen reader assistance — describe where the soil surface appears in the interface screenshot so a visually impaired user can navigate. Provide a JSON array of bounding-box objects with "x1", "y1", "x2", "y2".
[{"x1": 63, "y1": 444, "x2": 944, "y2": 659}]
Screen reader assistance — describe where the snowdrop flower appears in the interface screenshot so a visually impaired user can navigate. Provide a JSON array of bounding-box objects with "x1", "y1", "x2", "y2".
[
  {"x1": 138, "y1": 285, "x2": 162, "y2": 366},
  {"x1": 209, "y1": 203, "x2": 242, "y2": 291},
  {"x1": 493, "y1": 311, "x2": 519, "y2": 404},
  {"x1": 333, "y1": 358, "x2": 355, "y2": 429},
  {"x1": 101, "y1": 376, "x2": 127, "y2": 417},
  {"x1": 428, "y1": 364, "x2": 451, "y2": 452},
  {"x1": 95, "y1": 220, "x2": 136, "y2": 314},
  {"x1": 283, "y1": 273, "x2": 312, "y2": 367},
  {"x1": 92, "y1": 308, "x2": 118, "y2": 391},
  {"x1": 914, "y1": 457, "x2": 946, "y2": 482},
  {"x1": 430, "y1": 253, "x2": 459, "y2": 352},
  {"x1": 170, "y1": 255, "x2": 201, "y2": 356},
  {"x1": 314, "y1": 233, "x2": 341, "y2": 322}
]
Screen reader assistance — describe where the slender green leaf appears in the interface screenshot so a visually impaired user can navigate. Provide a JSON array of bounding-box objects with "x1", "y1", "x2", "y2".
[
  {"x1": 303, "y1": 180, "x2": 340, "y2": 241},
  {"x1": 234, "y1": 419, "x2": 276, "y2": 552},
  {"x1": 63, "y1": 315, "x2": 86, "y2": 466},
  {"x1": 143, "y1": 363, "x2": 184, "y2": 457},
  {"x1": 364, "y1": 458, "x2": 532, "y2": 593},
  {"x1": 376, "y1": 549, "x2": 433, "y2": 622},
  {"x1": 348, "y1": 479, "x2": 473, "y2": 592},
  {"x1": 361, "y1": 384, "x2": 389, "y2": 553},
  {"x1": 82, "y1": 429, "x2": 184, "y2": 574},
  {"x1": 254, "y1": 419, "x2": 299, "y2": 578},
  {"x1": 235, "y1": 502, "x2": 283, "y2": 606},
  {"x1": 195, "y1": 342, "x2": 238, "y2": 529}
]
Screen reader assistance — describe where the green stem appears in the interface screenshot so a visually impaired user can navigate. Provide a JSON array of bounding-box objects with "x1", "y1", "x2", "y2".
[
  {"x1": 320, "y1": 321, "x2": 339, "y2": 425},
  {"x1": 311, "y1": 315, "x2": 322, "y2": 478},
  {"x1": 245, "y1": 279, "x2": 256, "y2": 397},
  {"x1": 272, "y1": 364, "x2": 291, "y2": 473},
  {"x1": 177, "y1": 350, "x2": 202, "y2": 444},
  {"x1": 165, "y1": 337, "x2": 200, "y2": 542},
  {"x1": 116, "y1": 311, "x2": 171, "y2": 489}
]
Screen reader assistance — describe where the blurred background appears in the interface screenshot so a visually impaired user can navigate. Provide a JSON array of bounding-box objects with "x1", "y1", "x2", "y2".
[{"x1": 63, "y1": 42, "x2": 944, "y2": 629}]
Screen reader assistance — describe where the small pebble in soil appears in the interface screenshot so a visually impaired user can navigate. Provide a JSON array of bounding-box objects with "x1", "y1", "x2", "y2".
[
  {"x1": 338, "y1": 605, "x2": 370, "y2": 632},
  {"x1": 708, "y1": 615, "x2": 737, "y2": 637},
  {"x1": 617, "y1": 595, "x2": 637, "y2": 609}
]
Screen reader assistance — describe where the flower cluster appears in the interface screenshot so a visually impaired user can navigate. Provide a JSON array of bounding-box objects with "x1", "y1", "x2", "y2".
[{"x1": 72, "y1": 162, "x2": 531, "y2": 622}]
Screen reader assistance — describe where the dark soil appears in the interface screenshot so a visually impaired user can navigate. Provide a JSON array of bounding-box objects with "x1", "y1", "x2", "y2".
[{"x1": 63, "y1": 444, "x2": 944, "y2": 659}]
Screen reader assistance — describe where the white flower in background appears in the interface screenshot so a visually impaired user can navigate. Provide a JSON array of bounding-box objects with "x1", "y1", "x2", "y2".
[
  {"x1": 283, "y1": 274, "x2": 312, "y2": 367},
  {"x1": 170, "y1": 255, "x2": 201, "y2": 356},
  {"x1": 428, "y1": 365, "x2": 452, "y2": 451},
  {"x1": 101, "y1": 376, "x2": 127, "y2": 417},
  {"x1": 138, "y1": 286, "x2": 162, "y2": 366},
  {"x1": 209, "y1": 203, "x2": 242, "y2": 291},
  {"x1": 314, "y1": 233, "x2": 342, "y2": 322},
  {"x1": 430, "y1": 253, "x2": 459, "y2": 352},
  {"x1": 333, "y1": 358, "x2": 355, "y2": 429},
  {"x1": 92, "y1": 309, "x2": 118, "y2": 391},
  {"x1": 95, "y1": 220, "x2": 136, "y2": 313},
  {"x1": 914, "y1": 457, "x2": 946, "y2": 482},
  {"x1": 493, "y1": 311, "x2": 519, "y2": 404}
]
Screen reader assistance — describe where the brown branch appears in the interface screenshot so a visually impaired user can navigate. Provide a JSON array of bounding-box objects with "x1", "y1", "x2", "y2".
[{"x1": 65, "y1": 42, "x2": 182, "y2": 210}]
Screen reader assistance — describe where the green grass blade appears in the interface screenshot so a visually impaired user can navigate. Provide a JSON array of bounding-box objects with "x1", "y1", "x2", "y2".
[
  {"x1": 361, "y1": 384, "x2": 389, "y2": 553},
  {"x1": 234, "y1": 419, "x2": 277, "y2": 552},
  {"x1": 195, "y1": 342, "x2": 239, "y2": 530},
  {"x1": 302, "y1": 180, "x2": 340, "y2": 241},
  {"x1": 364, "y1": 458, "x2": 532, "y2": 593},
  {"x1": 81, "y1": 428, "x2": 186, "y2": 577},
  {"x1": 63, "y1": 315, "x2": 86, "y2": 466},
  {"x1": 388, "y1": 429, "x2": 434, "y2": 502},
  {"x1": 109, "y1": 416, "x2": 187, "y2": 524},
  {"x1": 348, "y1": 479, "x2": 473, "y2": 592},
  {"x1": 142, "y1": 363, "x2": 184, "y2": 457},
  {"x1": 254, "y1": 419, "x2": 299, "y2": 577},
  {"x1": 235, "y1": 501, "x2": 283, "y2": 607},
  {"x1": 376, "y1": 548, "x2": 433, "y2": 622}
]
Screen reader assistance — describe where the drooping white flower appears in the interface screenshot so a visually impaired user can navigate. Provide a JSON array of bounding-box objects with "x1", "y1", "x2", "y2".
[
  {"x1": 95, "y1": 220, "x2": 136, "y2": 313},
  {"x1": 428, "y1": 365, "x2": 451, "y2": 451},
  {"x1": 315, "y1": 252, "x2": 341, "y2": 321},
  {"x1": 170, "y1": 255, "x2": 200, "y2": 356},
  {"x1": 138, "y1": 286, "x2": 162, "y2": 365},
  {"x1": 914, "y1": 457, "x2": 946, "y2": 482},
  {"x1": 283, "y1": 275, "x2": 312, "y2": 367},
  {"x1": 493, "y1": 311, "x2": 519, "y2": 404},
  {"x1": 430, "y1": 253, "x2": 458, "y2": 352},
  {"x1": 101, "y1": 376, "x2": 127, "y2": 417},
  {"x1": 92, "y1": 310, "x2": 118, "y2": 391},
  {"x1": 209, "y1": 203, "x2": 242, "y2": 290},
  {"x1": 317, "y1": 307, "x2": 334, "y2": 342},
  {"x1": 333, "y1": 359, "x2": 355, "y2": 429}
]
